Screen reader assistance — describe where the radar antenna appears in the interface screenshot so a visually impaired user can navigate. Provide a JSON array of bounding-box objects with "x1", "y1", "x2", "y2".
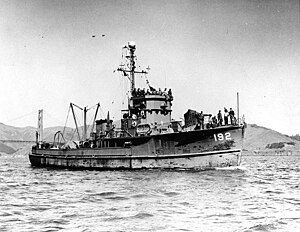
[{"x1": 117, "y1": 42, "x2": 148, "y2": 95}]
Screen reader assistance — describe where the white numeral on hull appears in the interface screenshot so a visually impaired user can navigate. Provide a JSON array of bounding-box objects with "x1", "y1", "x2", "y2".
[{"x1": 213, "y1": 132, "x2": 231, "y2": 141}]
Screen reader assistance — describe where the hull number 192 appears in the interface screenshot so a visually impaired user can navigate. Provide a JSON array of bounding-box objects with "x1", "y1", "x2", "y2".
[{"x1": 213, "y1": 132, "x2": 231, "y2": 141}]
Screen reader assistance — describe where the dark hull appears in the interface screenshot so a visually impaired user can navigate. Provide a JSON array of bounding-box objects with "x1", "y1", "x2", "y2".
[{"x1": 29, "y1": 125, "x2": 245, "y2": 170}]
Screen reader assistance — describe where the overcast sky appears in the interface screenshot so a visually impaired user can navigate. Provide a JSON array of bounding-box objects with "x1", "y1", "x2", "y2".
[{"x1": 0, "y1": 0, "x2": 299, "y2": 135}]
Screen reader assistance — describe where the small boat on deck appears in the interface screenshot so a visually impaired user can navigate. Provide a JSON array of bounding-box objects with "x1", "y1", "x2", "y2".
[{"x1": 29, "y1": 42, "x2": 245, "y2": 170}]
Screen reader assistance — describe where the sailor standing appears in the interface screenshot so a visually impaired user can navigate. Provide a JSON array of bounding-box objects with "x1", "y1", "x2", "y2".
[
  {"x1": 198, "y1": 111, "x2": 204, "y2": 130},
  {"x1": 229, "y1": 108, "x2": 235, "y2": 125},
  {"x1": 224, "y1": 108, "x2": 229, "y2": 125},
  {"x1": 217, "y1": 110, "x2": 223, "y2": 126}
]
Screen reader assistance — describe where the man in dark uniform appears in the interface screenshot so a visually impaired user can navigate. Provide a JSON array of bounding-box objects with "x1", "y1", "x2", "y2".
[
  {"x1": 198, "y1": 111, "x2": 204, "y2": 130},
  {"x1": 217, "y1": 110, "x2": 223, "y2": 126},
  {"x1": 229, "y1": 108, "x2": 235, "y2": 125}
]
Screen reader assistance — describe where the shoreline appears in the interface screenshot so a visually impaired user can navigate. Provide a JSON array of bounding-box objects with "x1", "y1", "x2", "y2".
[{"x1": 243, "y1": 150, "x2": 300, "y2": 156}]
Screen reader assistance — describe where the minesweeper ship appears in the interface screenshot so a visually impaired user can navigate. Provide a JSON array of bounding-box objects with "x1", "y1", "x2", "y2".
[{"x1": 29, "y1": 42, "x2": 245, "y2": 170}]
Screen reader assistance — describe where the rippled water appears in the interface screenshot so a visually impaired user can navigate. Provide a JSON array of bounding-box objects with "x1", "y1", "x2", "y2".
[{"x1": 0, "y1": 153, "x2": 299, "y2": 232}]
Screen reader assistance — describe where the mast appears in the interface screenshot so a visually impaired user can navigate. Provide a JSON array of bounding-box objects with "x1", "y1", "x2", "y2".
[
  {"x1": 128, "y1": 42, "x2": 136, "y2": 93},
  {"x1": 83, "y1": 106, "x2": 87, "y2": 140},
  {"x1": 117, "y1": 42, "x2": 148, "y2": 95},
  {"x1": 37, "y1": 109, "x2": 43, "y2": 144},
  {"x1": 237, "y1": 92, "x2": 240, "y2": 125}
]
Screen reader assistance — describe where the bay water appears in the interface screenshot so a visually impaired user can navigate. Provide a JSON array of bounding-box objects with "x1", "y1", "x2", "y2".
[{"x1": 0, "y1": 153, "x2": 299, "y2": 231}]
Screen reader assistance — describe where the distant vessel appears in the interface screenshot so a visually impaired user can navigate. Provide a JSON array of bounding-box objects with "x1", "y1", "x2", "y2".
[{"x1": 29, "y1": 42, "x2": 245, "y2": 170}]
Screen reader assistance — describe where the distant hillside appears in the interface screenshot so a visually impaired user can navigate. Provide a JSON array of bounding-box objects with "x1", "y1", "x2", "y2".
[
  {"x1": 0, "y1": 122, "x2": 299, "y2": 154},
  {"x1": 0, "y1": 123, "x2": 36, "y2": 142},
  {"x1": 244, "y1": 124, "x2": 300, "y2": 151},
  {"x1": 289, "y1": 134, "x2": 300, "y2": 141},
  {"x1": 0, "y1": 122, "x2": 83, "y2": 153}
]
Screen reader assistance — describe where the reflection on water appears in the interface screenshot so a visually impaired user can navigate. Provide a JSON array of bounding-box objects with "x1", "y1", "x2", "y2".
[{"x1": 0, "y1": 154, "x2": 299, "y2": 231}]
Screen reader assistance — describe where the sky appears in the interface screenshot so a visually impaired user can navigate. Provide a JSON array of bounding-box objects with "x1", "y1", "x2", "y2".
[{"x1": 0, "y1": 0, "x2": 299, "y2": 135}]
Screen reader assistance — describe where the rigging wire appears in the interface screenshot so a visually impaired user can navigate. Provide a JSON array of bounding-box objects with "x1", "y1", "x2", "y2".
[
  {"x1": 119, "y1": 70, "x2": 128, "y2": 106},
  {"x1": 3, "y1": 110, "x2": 37, "y2": 124},
  {"x1": 69, "y1": 127, "x2": 76, "y2": 142},
  {"x1": 108, "y1": 69, "x2": 128, "y2": 116},
  {"x1": 61, "y1": 106, "x2": 71, "y2": 144},
  {"x1": 98, "y1": 102, "x2": 105, "y2": 118}
]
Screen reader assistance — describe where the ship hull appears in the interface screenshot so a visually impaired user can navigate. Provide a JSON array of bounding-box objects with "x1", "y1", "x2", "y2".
[{"x1": 29, "y1": 125, "x2": 245, "y2": 170}]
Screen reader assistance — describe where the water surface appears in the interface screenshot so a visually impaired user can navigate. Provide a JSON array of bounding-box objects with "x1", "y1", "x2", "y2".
[{"x1": 0, "y1": 154, "x2": 299, "y2": 231}]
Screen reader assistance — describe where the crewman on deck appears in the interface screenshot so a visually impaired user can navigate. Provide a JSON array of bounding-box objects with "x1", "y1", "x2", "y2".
[
  {"x1": 229, "y1": 108, "x2": 235, "y2": 125},
  {"x1": 141, "y1": 88, "x2": 146, "y2": 96},
  {"x1": 217, "y1": 110, "x2": 223, "y2": 126},
  {"x1": 224, "y1": 108, "x2": 229, "y2": 125},
  {"x1": 163, "y1": 88, "x2": 168, "y2": 98},
  {"x1": 212, "y1": 116, "x2": 217, "y2": 128},
  {"x1": 158, "y1": 88, "x2": 162, "y2": 95},
  {"x1": 198, "y1": 111, "x2": 204, "y2": 130},
  {"x1": 168, "y1": 89, "x2": 173, "y2": 101},
  {"x1": 207, "y1": 114, "x2": 213, "y2": 129}
]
